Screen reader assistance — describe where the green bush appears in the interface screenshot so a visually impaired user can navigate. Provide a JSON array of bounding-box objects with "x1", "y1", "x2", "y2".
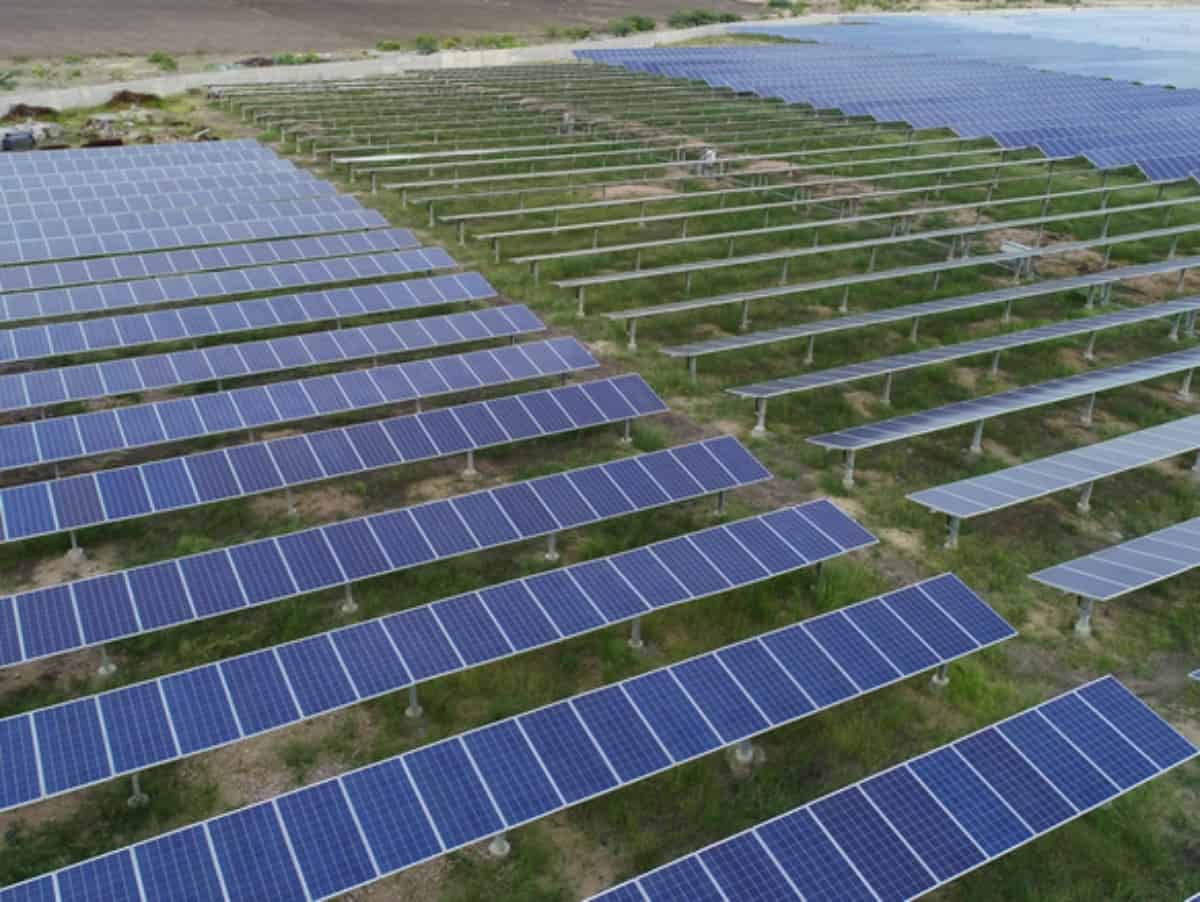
[
  {"x1": 414, "y1": 34, "x2": 440, "y2": 54},
  {"x1": 0, "y1": 70, "x2": 17, "y2": 90},
  {"x1": 375, "y1": 39, "x2": 405, "y2": 51},
  {"x1": 667, "y1": 9, "x2": 741, "y2": 27},
  {"x1": 564, "y1": 26, "x2": 593, "y2": 39},
  {"x1": 272, "y1": 51, "x2": 320, "y2": 65},
  {"x1": 472, "y1": 33, "x2": 524, "y2": 49},
  {"x1": 609, "y1": 18, "x2": 635, "y2": 36},
  {"x1": 147, "y1": 51, "x2": 177, "y2": 72}
]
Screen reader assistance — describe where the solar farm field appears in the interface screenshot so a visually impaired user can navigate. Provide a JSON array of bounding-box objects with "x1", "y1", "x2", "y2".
[{"x1": 1, "y1": 43, "x2": 1198, "y2": 902}]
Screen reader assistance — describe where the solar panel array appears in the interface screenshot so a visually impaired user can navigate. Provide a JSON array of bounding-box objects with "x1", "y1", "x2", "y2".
[
  {"x1": 1031, "y1": 516, "x2": 1200, "y2": 601},
  {"x1": 0, "y1": 276, "x2": 507, "y2": 416},
  {"x1": 0, "y1": 252, "x2": 465, "y2": 365},
  {"x1": 809, "y1": 345, "x2": 1200, "y2": 452},
  {"x1": 0, "y1": 201, "x2": 387, "y2": 267},
  {"x1": 0, "y1": 573, "x2": 1014, "y2": 901},
  {"x1": 0, "y1": 499, "x2": 873, "y2": 814},
  {"x1": 0, "y1": 227, "x2": 417, "y2": 296},
  {"x1": 909, "y1": 411, "x2": 1200, "y2": 522},
  {"x1": 729, "y1": 298, "x2": 1200, "y2": 400},
  {"x1": 0, "y1": 332, "x2": 589, "y2": 474},
  {"x1": 0, "y1": 158, "x2": 300, "y2": 193},
  {"x1": 0, "y1": 435, "x2": 766, "y2": 667},
  {"x1": 582, "y1": 42, "x2": 1200, "y2": 184},
  {"x1": 590, "y1": 675, "x2": 1198, "y2": 902},
  {"x1": 0, "y1": 369, "x2": 661, "y2": 544},
  {"x1": 0, "y1": 138, "x2": 272, "y2": 172},
  {"x1": 0, "y1": 168, "x2": 324, "y2": 207}
]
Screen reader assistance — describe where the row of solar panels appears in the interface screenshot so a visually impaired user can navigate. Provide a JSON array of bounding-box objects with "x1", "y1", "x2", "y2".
[
  {"x1": 0, "y1": 250, "x2": 463, "y2": 365},
  {"x1": 581, "y1": 47, "x2": 1200, "y2": 184}
]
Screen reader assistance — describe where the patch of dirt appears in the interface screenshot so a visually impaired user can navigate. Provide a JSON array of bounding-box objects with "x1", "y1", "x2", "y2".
[
  {"x1": 250, "y1": 482, "x2": 363, "y2": 522},
  {"x1": 952, "y1": 366, "x2": 981, "y2": 392},
  {"x1": 843, "y1": 389, "x2": 880, "y2": 419},
  {"x1": 594, "y1": 183, "x2": 676, "y2": 200},
  {"x1": 551, "y1": 815, "x2": 624, "y2": 898},
  {"x1": 1032, "y1": 248, "x2": 1109, "y2": 280},
  {"x1": 879, "y1": 526, "x2": 923, "y2": 556},
  {"x1": 980, "y1": 438, "x2": 1022, "y2": 466},
  {"x1": 711, "y1": 418, "x2": 747, "y2": 439}
]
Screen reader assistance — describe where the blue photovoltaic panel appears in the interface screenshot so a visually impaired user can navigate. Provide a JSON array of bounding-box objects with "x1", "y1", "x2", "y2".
[
  {"x1": 3, "y1": 327, "x2": 573, "y2": 479},
  {"x1": 0, "y1": 227, "x2": 417, "y2": 298},
  {"x1": 0, "y1": 375, "x2": 658, "y2": 544},
  {"x1": 5, "y1": 571, "x2": 1021, "y2": 901},
  {"x1": 0, "y1": 501, "x2": 873, "y2": 813},
  {"x1": 910, "y1": 412, "x2": 1200, "y2": 523},
  {"x1": 0, "y1": 201, "x2": 390, "y2": 267},
  {"x1": 587, "y1": 677, "x2": 1196, "y2": 902},
  {"x1": 0, "y1": 252, "x2": 472, "y2": 365},
  {"x1": 1031, "y1": 515, "x2": 1200, "y2": 601}
]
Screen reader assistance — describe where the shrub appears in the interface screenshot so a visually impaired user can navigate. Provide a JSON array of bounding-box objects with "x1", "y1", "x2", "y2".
[
  {"x1": 564, "y1": 26, "x2": 593, "y2": 39},
  {"x1": 375, "y1": 39, "x2": 405, "y2": 51},
  {"x1": 627, "y1": 14, "x2": 657, "y2": 30},
  {"x1": 609, "y1": 18, "x2": 635, "y2": 36},
  {"x1": 147, "y1": 51, "x2": 177, "y2": 72},
  {"x1": 668, "y1": 9, "x2": 738, "y2": 27},
  {"x1": 272, "y1": 52, "x2": 320, "y2": 65},
  {"x1": 472, "y1": 33, "x2": 524, "y2": 48},
  {"x1": 0, "y1": 71, "x2": 17, "y2": 90},
  {"x1": 414, "y1": 34, "x2": 440, "y2": 54}
]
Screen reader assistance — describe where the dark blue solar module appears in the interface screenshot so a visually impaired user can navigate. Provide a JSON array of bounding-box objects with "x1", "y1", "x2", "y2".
[
  {"x1": 587, "y1": 677, "x2": 1196, "y2": 902},
  {"x1": 5, "y1": 567, "x2": 1029, "y2": 901},
  {"x1": 0, "y1": 501, "x2": 875, "y2": 817}
]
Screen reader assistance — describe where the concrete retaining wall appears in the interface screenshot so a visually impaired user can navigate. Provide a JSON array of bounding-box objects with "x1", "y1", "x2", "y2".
[{"x1": 0, "y1": 22, "x2": 758, "y2": 117}]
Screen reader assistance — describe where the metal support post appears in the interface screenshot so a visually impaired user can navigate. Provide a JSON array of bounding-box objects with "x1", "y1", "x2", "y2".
[
  {"x1": 545, "y1": 532, "x2": 560, "y2": 562},
  {"x1": 405, "y1": 685, "x2": 423, "y2": 719},
  {"x1": 98, "y1": 645, "x2": 117, "y2": 677},
  {"x1": 842, "y1": 449, "x2": 856, "y2": 490},
  {"x1": 1170, "y1": 315, "x2": 1182, "y2": 343},
  {"x1": 739, "y1": 301, "x2": 751, "y2": 332},
  {"x1": 127, "y1": 773, "x2": 149, "y2": 809},
  {"x1": 1081, "y1": 392, "x2": 1098, "y2": 426},
  {"x1": 839, "y1": 285, "x2": 850, "y2": 314},
  {"x1": 63, "y1": 527, "x2": 86, "y2": 561},
  {"x1": 1180, "y1": 368, "x2": 1194, "y2": 401},
  {"x1": 1074, "y1": 596, "x2": 1094, "y2": 638},
  {"x1": 577, "y1": 286, "x2": 587, "y2": 318},
  {"x1": 1192, "y1": 450, "x2": 1200, "y2": 478},
  {"x1": 880, "y1": 372, "x2": 893, "y2": 406},
  {"x1": 687, "y1": 356, "x2": 697, "y2": 384},
  {"x1": 969, "y1": 420, "x2": 985, "y2": 455},
  {"x1": 620, "y1": 419, "x2": 633, "y2": 446},
  {"x1": 1002, "y1": 299, "x2": 1013, "y2": 324},
  {"x1": 340, "y1": 585, "x2": 358, "y2": 615},
  {"x1": 628, "y1": 616, "x2": 644, "y2": 650},
  {"x1": 626, "y1": 318, "x2": 638, "y2": 351},
  {"x1": 1084, "y1": 331, "x2": 1098, "y2": 361},
  {"x1": 805, "y1": 335, "x2": 816, "y2": 365},
  {"x1": 1077, "y1": 481, "x2": 1095, "y2": 514},
  {"x1": 930, "y1": 663, "x2": 950, "y2": 689},
  {"x1": 945, "y1": 516, "x2": 961, "y2": 550},
  {"x1": 734, "y1": 740, "x2": 755, "y2": 765},
  {"x1": 909, "y1": 317, "x2": 921, "y2": 343},
  {"x1": 488, "y1": 833, "x2": 511, "y2": 858},
  {"x1": 462, "y1": 449, "x2": 478, "y2": 478},
  {"x1": 714, "y1": 491, "x2": 727, "y2": 518},
  {"x1": 751, "y1": 399, "x2": 768, "y2": 438},
  {"x1": 989, "y1": 350, "x2": 1001, "y2": 378}
]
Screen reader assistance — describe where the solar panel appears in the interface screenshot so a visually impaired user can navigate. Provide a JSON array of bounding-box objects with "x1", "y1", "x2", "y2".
[
  {"x1": 0, "y1": 200, "x2": 388, "y2": 267},
  {"x1": 661, "y1": 255, "x2": 1200, "y2": 364},
  {"x1": 1030, "y1": 515, "x2": 1200, "y2": 601},
  {"x1": 588, "y1": 675, "x2": 1196, "y2": 902},
  {"x1": 0, "y1": 500, "x2": 874, "y2": 814},
  {"x1": 0, "y1": 371, "x2": 665, "y2": 543},
  {"x1": 0, "y1": 168, "x2": 323, "y2": 208},
  {"x1": 728, "y1": 299, "x2": 1200, "y2": 401},
  {"x1": 0, "y1": 180, "x2": 338, "y2": 226},
  {"x1": 0, "y1": 159, "x2": 299, "y2": 193},
  {"x1": 0, "y1": 435, "x2": 765, "y2": 668},
  {"x1": 0, "y1": 573, "x2": 1014, "y2": 899},
  {"x1": 0, "y1": 139, "x2": 270, "y2": 171},
  {"x1": 0, "y1": 228, "x2": 418, "y2": 298},
  {"x1": 0, "y1": 195, "x2": 362, "y2": 246},
  {"x1": 0, "y1": 252, "x2": 467, "y2": 366},
  {"x1": 0, "y1": 310, "x2": 563, "y2": 475},
  {"x1": 809, "y1": 345, "x2": 1200, "y2": 454},
  {"x1": 0, "y1": 275, "x2": 499, "y2": 415},
  {"x1": 909, "y1": 411, "x2": 1200, "y2": 528}
]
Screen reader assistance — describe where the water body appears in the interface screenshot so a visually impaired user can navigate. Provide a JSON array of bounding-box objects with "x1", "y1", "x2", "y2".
[{"x1": 745, "y1": 8, "x2": 1200, "y2": 89}]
